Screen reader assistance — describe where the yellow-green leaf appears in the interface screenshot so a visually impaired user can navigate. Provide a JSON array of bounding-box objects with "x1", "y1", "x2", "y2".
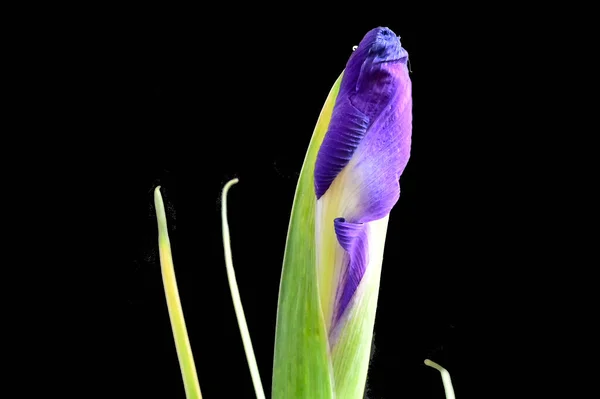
[{"x1": 271, "y1": 74, "x2": 343, "y2": 399}]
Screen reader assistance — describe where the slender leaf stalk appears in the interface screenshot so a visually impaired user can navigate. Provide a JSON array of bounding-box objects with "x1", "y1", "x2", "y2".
[
  {"x1": 425, "y1": 359, "x2": 456, "y2": 399},
  {"x1": 221, "y1": 178, "x2": 266, "y2": 399}
]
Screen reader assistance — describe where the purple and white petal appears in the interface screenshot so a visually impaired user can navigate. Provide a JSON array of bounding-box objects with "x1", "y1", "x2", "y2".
[
  {"x1": 315, "y1": 27, "x2": 412, "y2": 329},
  {"x1": 333, "y1": 218, "x2": 369, "y2": 324}
]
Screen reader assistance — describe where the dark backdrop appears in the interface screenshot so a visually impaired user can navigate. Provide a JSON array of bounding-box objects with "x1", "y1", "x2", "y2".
[{"x1": 72, "y1": 7, "x2": 510, "y2": 399}]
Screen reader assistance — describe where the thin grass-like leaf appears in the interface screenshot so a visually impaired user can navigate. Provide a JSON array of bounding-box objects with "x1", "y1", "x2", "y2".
[{"x1": 154, "y1": 186, "x2": 202, "y2": 399}]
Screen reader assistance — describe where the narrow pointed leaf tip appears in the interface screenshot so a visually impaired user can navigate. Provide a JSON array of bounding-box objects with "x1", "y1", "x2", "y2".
[{"x1": 154, "y1": 186, "x2": 202, "y2": 399}]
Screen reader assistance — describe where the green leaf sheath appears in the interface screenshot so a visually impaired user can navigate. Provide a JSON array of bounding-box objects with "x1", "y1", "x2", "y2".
[{"x1": 272, "y1": 74, "x2": 343, "y2": 399}]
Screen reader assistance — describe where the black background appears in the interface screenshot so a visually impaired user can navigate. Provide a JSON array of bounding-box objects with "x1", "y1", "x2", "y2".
[
  {"x1": 8, "y1": 3, "x2": 586, "y2": 397},
  {"x1": 46, "y1": 6, "x2": 526, "y2": 399}
]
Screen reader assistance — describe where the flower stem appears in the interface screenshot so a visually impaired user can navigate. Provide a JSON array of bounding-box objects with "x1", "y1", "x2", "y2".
[
  {"x1": 154, "y1": 186, "x2": 202, "y2": 399},
  {"x1": 221, "y1": 178, "x2": 266, "y2": 399}
]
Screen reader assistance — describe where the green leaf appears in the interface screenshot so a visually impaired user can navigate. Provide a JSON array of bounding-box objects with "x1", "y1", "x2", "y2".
[
  {"x1": 154, "y1": 187, "x2": 202, "y2": 399},
  {"x1": 272, "y1": 74, "x2": 343, "y2": 399}
]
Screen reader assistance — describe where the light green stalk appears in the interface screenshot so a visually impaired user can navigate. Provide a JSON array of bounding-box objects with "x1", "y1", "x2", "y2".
[
  {"x1": 220, "y1": 178, "x2": 266, "y2": 399},
  {"x1": 425, "y1": 359, "x2": 456, "y2": 399},
  {"x1": 154, "y1": 186, "x2": 202, "y2": 399},
  {"x1": 271, "y1": 74, "x2": 343, "y2": 399}
]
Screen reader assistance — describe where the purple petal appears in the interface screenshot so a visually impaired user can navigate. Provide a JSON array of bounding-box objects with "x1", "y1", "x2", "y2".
[
  {"x1": 344, "y1": 64, "x2": 412, "y2": 224},
  {"x1": 333, "y1": 218, "x2": 369, "y2": 323},
  {"x1": 313, "y1": 98, "x2": 369, "y2": 196},
  {"x1": 315, "y1": 26, "x2": 410, "y2": 201}
]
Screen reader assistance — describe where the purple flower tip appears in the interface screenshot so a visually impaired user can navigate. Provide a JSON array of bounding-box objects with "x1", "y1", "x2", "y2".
[{"x1": 314, "y1": 27, "x2": 411, "y2": 202}]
